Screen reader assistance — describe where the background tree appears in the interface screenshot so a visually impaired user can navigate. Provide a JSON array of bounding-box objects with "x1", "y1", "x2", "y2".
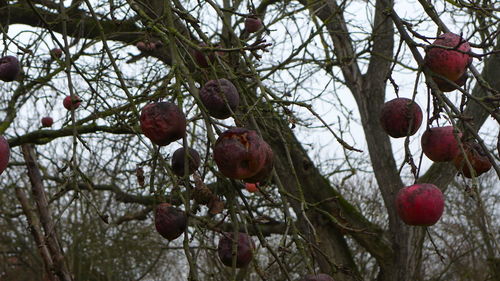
[{"x1": 0, "y1": 0, "x2": 498, "y2": 280}]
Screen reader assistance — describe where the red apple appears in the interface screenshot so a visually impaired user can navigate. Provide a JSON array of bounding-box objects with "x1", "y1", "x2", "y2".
[
  {"x1": 424, "y1": 33, "x2": 472, "y2": 85},
  {"x1": 154, "y1": 203, "x2": 187, "y2": 241},
  {"x1": 41, "y1": 117, "x2": 54, "y2": 128},
  {"x1": 421, "y1": 126, "x2": 462, "y2": 162},
  {"x1": 0, "y1": 56, "x2": 20, "y2": 82},
  {"x1": 379, "y1": 98, "x2": 422, "y2": 138},
  {"x1": 301, "y1": 273, "x2": 335, "y2": 281},
  {"x1": 245, "y1": 17, "x2": 263, "y2": 33},
  {"x1": 140, "y1": 102, "x2": 186, "y2": 146},
  {"x1": 218, "y1": 232, "x2": 255, "y2": 268},
  {"x1": 171, "y1": 147, "x2": 201, "y2": 176},
  {"x1": 213, "y1": 128, "x2": 270, "y2": 180},
  {"x1": 63, "y1": 95, "x2": 81, "y2": 110},
  {"x1": 396, "y1": 184, "x2": 444, "y2": 226},
  {"x1": 0, "y1": 136, "x2": 9, "y2": 175},
  {"x1": 453, "y1": 141, "x2": 492, "y2": 178},
  {"x1": 199, "y1": 79, "x2": 240, "y2": 119}
]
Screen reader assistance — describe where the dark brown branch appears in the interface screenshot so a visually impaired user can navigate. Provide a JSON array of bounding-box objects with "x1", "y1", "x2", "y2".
[
  {"x1": 21, "y1": 144, "x2": 73, "y2": 281},
  {"x1": 14, "y1": 187, "x2": 57, "y2": 281}
]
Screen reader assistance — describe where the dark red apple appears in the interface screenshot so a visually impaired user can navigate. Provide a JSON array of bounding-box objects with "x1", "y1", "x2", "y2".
[
  {"x1": 136, "y1": 41, "x2": 156, "y2": 52},
  {"x1": 245, "y1": 17, "x2": 263, "y2": 33},
  {"x1": 421, "y1": 126, "x2": 462, "y2": 162},
  {"x1": 41, "y1": 117, "x2": 54, "y2": 128},
  {"x1": 154, "y1": 203, "x2": 187, "y2": 241},
  {"x1": 244, "y1": 141, "x2": 274, "y2": 183},
  {"x1": 200, "y1": 78, "x2": 240, "y2": 119},
  {"x1": 0, "y1": 56, "x2": 20, "y2": 82},
  {"x1": 379, "y1": 98, "x2": 423, "y2": 138},
  {"x1": 50, "y1": 48, "x2": 63, "y2": 59},
  {"x1": 301, "y1": 273, "x2": 335, "y2": 281},
  {"x1": 213, "y1": 128, "x2": 270, "y2": 180},
  {"x1": 192, "y1": 43, "x2": 217, "y2": 68},
  {"x1": 140, "y1": 102, "x2": 186, "y2": 146},
  {"x1": 0, "y1": 136, "x2": 9, "y2": 175},
  {"x1": 396, "y1": 184, "x2": 444, "y2": 226},
  {"x1": 218, "y1": 232, "x2": 255, "y2": 268},
  {"x1": 453, "y1": 141, "x2": 492, "y2": 178},
  {"x1": 63, "y1": 95, "x2": 82, "y2": 110},
  {"x1": 171, "y1": 147, "x2": 201, "y2": 176},
  {"x1": 424, "y1": 33, "x2": 472, "y2": 84}
]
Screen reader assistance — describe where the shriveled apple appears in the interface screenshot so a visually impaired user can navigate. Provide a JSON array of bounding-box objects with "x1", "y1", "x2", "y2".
[
  {"x1": 200, "y1": 79, "x2": 240, "y2": 119},
  {"x1": 453, "y1": 141, "x2": 492, "y2": 178},
  {"x1": 140, "y1": 102, "x2": 186, "y2": 146},
  {"x1": 171, "y1": 147, "x2": 201, "y2": 177}
]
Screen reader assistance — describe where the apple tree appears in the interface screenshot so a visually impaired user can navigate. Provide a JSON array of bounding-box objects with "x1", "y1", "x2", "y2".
[{"x1": 0, "y1": 0, "x2": 498, "y2": 280}]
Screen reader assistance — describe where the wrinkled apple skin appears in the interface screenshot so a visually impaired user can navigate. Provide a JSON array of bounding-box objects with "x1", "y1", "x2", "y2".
[
  {"x1": 453, "y1": 142, "x2": 492, "y2": 178},
  {"x1": 63, "y1": 95, "x2": 81, "y2": 110},
  {"x1": 41, "y1": 117, "x2": 54, "y2": 128},
  {"x1": 171, "y1": 147, "x2": 201, "y2": 176},
  {"x1": 140, "y1": 102, "x2": 186, "y2": 146},
  {"x1": 301, "y1": 273, "x2": 335, "y2": 281},
  {"x1": 218, "y1": 232, "x2": 255, "y2": 268},
  {"x1": 154, "y1": 203, "x2": 187, "y2": 241},
  {"x1": 396, "y1": 184, "x2": 444, "y2": 226},
  {"x1": 379, "y1": 98, "x2": 423, "y2": 138},
  {"x1": 200, "y1": 79, "x2": 240, "y2": 119},
  {"x1": 424, "y1": 33, "x2": 472, "y2": 83},
  {"x1": 0, "y1": 56, "x2": 20, "y2": 82},
  {"x1": 213, "y1": 128, "x2": 269, "y2": 180},
  {"x1": 244, "y1": 141, "x2": 274, "y2": 183},
  {"x1": 434, "y1": 72, "x2": 468, "y2": 92},
  {"x1": 0, "y1": 136, "x2": 10, "y2": 175},
  {"x1": 245, "y1": 17, "x2": 262, "y2": 33},
  {"x1": 421, "y1": 126, "x2": 462, "y2": 162}
]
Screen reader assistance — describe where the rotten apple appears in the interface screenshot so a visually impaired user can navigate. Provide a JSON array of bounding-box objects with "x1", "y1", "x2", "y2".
[
  {"x1": 154, "y1": 203, "x2": 187, "y2": 241},
  {"x1": 140, "y1": 102, "x2": 186, "y2": 146},
  {"x1": 453, "y1": 141, "x2": 492, "y2": 178},
  {"x1": 171, "y1": 147, "x2": 201, "y2": 177},
  {"x1": 200, "y1": 78, "x2": 240, "y2": 119},
  {"x1": 213, "y1": 128, "x2": 271, "y2": 180}
]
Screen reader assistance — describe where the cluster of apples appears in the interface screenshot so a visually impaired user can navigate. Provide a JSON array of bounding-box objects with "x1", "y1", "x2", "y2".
[
  {"x1": 141, "y1": 56, "x2": 273, "y2": 271},
  {"x1": 379, "y1": 33, "x2": 493, "y2": 226}
]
